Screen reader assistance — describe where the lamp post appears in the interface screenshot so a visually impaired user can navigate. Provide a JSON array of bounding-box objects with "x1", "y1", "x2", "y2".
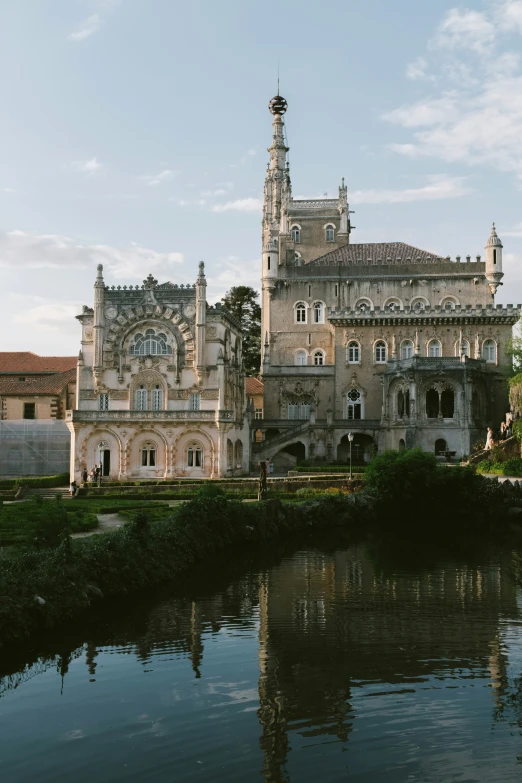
[{"x1": 348, "y1": 431, "x2": 354, "y2": 481}]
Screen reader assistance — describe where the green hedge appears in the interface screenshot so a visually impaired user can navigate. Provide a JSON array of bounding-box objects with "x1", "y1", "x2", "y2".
[
  {"x1": 0, "y1": 497, "x2": 98, "y2": 546},
  {"x1": 0, "y1": 472, "x2": 69, "y2": 490},
  {"x1": 476, "y1": 458, "x2": 522, "y2": 477}
]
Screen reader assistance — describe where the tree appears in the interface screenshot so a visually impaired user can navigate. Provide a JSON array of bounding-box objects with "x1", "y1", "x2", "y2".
[{"x1": 221, "y1": 286, "x2": 261, "y2": 376}]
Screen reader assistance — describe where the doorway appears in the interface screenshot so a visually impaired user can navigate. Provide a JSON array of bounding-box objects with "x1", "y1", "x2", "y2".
[{"x1": 102, "y1": 449, "x2": 110, "y2": 476}]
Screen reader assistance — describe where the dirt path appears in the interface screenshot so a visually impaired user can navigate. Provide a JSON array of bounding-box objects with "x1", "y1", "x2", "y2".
[{"x1": 72, "y1": 512, "x2": 128, "y2": 539}]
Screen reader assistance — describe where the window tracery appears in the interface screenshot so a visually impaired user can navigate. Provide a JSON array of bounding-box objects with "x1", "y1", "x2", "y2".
[{"x1": 129, "y1": 329, "x2": 172, "y2": 355}]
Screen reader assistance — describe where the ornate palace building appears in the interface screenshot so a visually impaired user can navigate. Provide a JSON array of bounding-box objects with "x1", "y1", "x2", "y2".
[
  {"x1": 67, "y1": 263, "x2": 249, "y2": 481},
  {"x1": 256, "y1": 94, "x2": 520, "y2": 467}
]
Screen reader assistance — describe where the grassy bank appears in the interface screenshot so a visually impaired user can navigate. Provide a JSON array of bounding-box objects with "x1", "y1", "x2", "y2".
[
  {"x1": 2, "y1": 450, "x2": 519, "y2": 645},
  {"x1": 0, "y1": 489, "x2": 367, "y2": 643}
]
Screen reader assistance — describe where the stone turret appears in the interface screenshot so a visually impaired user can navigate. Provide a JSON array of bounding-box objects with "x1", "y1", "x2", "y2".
[
  {"x1": 485, "y1": 223, "x2": 503, "y2": 295},
  {"x1": 93, "y1": 263, "x2": 105, "y2": 377},
  {"x1": 195, "y1": 261, "x2": 207, "y2": 383}
]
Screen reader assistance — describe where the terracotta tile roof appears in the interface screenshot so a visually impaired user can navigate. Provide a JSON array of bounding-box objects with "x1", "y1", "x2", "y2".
[
  {"x1": 310, "y1": 242, "x2": 445, "y2": 266},
  {"x1": 246, "y1": 377, "x2": 264, "y2": 396},
  {"x1": 0, "y1": 368, "x2": 76, "y2": 396},
  {"x1": 0, "y1": 352, "x2": 77, "y2": 374}
]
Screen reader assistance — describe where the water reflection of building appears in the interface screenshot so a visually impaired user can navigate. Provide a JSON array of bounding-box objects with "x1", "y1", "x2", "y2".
[{"x1": 256, "y1": 549, "x2": 518, "y2": 781}]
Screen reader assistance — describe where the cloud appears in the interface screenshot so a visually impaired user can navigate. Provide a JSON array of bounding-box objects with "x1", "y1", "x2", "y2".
[
  {"x1": 2, "y1": 187, "x2": 15, "y2": 193},
  {"x1": 503, "y1": 222, "x2": 522, "y2": 237},
  {"x1": 206, "y1": 257, "x2": 262, "y2": 301},
  {"x1": 352, "y1": 175, "x2": 473, "y2": 204},
  {"x1": 68, "y1": 14, "x2": 100, "y2": 41},
  {"x1": 431, "y1": 9, "x2": 495, "y2": 54},
  {"x1": 139, "y1": 169, "x2": 177, "y2": 187},
  {"x1": 497, "y1": 0, "x2": 522, "y2": 33},
  {"x1": 385, "y1": 5, "x2": 522, "y2": 181},
  {"x1": 211, "y1": 198, "x2": 262, "y2": 213},
  {"x1": 0, "y1": 230, "x2": 183, "y2": 279},
  {"x1": 406, "y1": 57, "x2": 432, "y2": 81},
  {"x1": 71, "y1": 157, "x2": 103, "y2": 175},
  {"x1": 13, "y1": 303, "x2": 82, "y2": 333},
  {"x1": 384, "y1": 95, "x2": 458, "y2": 128}
]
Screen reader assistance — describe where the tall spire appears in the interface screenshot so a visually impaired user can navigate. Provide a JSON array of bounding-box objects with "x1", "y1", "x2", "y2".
[{"x1": 264, "y1": 94, "x2": 290, "y2": 230}]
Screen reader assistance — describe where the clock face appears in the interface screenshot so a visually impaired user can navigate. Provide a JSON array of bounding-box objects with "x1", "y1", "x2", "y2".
[
  {"x1": 105, "y1": 306, "x2": 118, "y2": 320},
  {"x1": 184, "y1": 304, "x2": 196, "y2": 318}
]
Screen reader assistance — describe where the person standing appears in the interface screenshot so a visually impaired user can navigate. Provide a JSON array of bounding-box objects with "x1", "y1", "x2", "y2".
[
  {"x1": 485, "y1": 427, "x2": 494, "y2": 450},
  {"x1": 500, "y1": 422, "x2": 507, "y2": 440}
]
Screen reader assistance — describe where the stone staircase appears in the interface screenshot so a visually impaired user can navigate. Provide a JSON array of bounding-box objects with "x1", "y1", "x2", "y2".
[
  {"x1": 253, "y1": 422, "x2": 310, "y2": 462},
  {"x1": 27, "y1": 487, "x2": 71, "y2": 500}
]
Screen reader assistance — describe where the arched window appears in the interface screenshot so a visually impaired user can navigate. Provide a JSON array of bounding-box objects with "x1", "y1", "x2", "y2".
[
  {"x1": 130, "y1": 329, "x2": 172, "y2": 355},
  {"x1": 325, "y1": 225, "x2": 335, "y2": 242},
  {"x1": 295, "y1": 252, "x2": 302, "y2": 266},
  {"x1": 399, "y1": 439, "x2": 406, "y2": 451},
  {"x1": 374, "y1": 341, "x2": 387, "y2": 363},
  {"x1": 313, "y1": 350, "x2": 325, "y2": 366},
  {"x1": 355, "y1": 298, "x2": 372, "y2": 313},
  {"x1": 456, "y1": 340, "x2": 470, "y2": 357},
  {"x1": 295, "y1": 350, "x2": 307, "y2": 366},
  {"x1": 313, "y1": 301, "x2": 324, "y2": 324},
  {"x1": 151, "y1": 385, "x2": 163, "y2": 411},
  {"x1": 397, "y1": 388, "x2": 410, "y2": 418},
  {"x1": 483, "y1": 339, "x2": 496, "y2": 363},
  {"x1": 401, "y1": 340, "x2": 414, "y2": 360},
  {"x1": 346, "y1": 388, "x2": 362, "y2": 420},
  {"x1": 295, "y1": 302, "x2": 307, "y2": 324},
  {"x1": 187, "y1": 442, "x2": 203, "y2": 468},
  {"x1": 347, "y1": 341, "x2": 360, "y2": 363},
  {"x1": 441, "y1": 388, "x2": 454, "y2": 418},
  {"x1": 288, "y1": 401, "x2": 311, "y2": 419},
  {"x1": 411, "y1": 300, "x2": 427, "y2": 313},
  {"x1": 141, "y1": 442, "x2": 156, "y2": 467},
  {"x1": 135, "y1": 385, "x2": 147, "y2": 411},
  {"x1": 428, "y1": 340, "x2": 442, "y2": 357},
  {"x1": 426, "y1": 389, "x2": 439, "y2": 419},
  {"x1": 435, "y1": 438, "x2": 447, "y2": 455},
  {"x1": 291, "y1": 225, "x2": 301, "y2": 243}
]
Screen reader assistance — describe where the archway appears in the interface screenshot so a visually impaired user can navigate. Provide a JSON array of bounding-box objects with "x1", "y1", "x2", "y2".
[
  {"x1": 271, "y1": 441, "x2": 306, "y2": 472},
  {"x1": 435, "y1": 438, "x2": 447, "y2": 456},
  {"x1": 337, "y1": 433, "x2": 376, "y2": 464}
]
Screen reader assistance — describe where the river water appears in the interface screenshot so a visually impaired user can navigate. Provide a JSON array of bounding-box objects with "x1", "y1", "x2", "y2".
[{"x1": 2, "y1": 539, "x2": 522, "y2": 782}]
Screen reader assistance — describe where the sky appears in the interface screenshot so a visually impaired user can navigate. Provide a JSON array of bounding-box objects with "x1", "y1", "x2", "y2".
[{"x1": 1, "y1": 0, "x2": 522, "y2": 354}]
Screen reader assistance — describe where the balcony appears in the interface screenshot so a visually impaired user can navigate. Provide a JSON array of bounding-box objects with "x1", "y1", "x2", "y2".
[
  {"x1": 262, "y1": 365, "x2": 335, "y2": 377},
  {"x1": 66, "y1": 409, "x2": 234, "y2": 422}
]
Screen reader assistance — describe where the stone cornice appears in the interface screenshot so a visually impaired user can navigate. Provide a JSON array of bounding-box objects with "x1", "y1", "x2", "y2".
[{"x1": 328, "y1": 305, "x2": 521, "y2": 327}]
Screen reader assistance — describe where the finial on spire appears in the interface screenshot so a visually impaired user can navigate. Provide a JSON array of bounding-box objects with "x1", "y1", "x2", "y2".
[{"x1": 269, "y1": 94, "x2": 288, "y2": 116}]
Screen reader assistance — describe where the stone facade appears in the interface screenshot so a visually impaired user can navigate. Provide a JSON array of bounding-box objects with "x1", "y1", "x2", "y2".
[
  {"x1": 257, "y1": 96, "x2": 519, "y2": 465},
  {"x1": 67, "y1": 263, "x2": 249, "y2": 481}
]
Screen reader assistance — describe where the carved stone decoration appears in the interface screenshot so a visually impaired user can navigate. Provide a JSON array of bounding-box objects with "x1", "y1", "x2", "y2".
[
  {"x1": 168, "y1": 389, "x2": 190, "y2": 400},
  {"x1": 79, "y1": 390, "x2": 97, "y2": 400},
  {"x1": 109, "y1": 390, "x2": 128, "y2": 400},
  {"x1": 105, "y1": 306, "x2": 118, "y2": 320},
  {"x1": 207, "y1": 326, "x2": 217, "y2": 338},
  {"x1": 201, "y1": 389, "x2": 219, "y2": 400},
  {"x1": 84, "y1": 329, "x2": 93, "y2": 341},
  {"x1": 184, "y1": 304, "x2": 196, "y2": 318}
]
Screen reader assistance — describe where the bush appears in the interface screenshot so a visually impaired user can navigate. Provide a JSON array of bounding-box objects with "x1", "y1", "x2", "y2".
[
  {"x1": 0, "y1": 497, "x2": 98, "y2": 546},
  {"x1": 0, "y1": 472, "x2": 69, "y2": 490},
  {"x1": 364, "y1": 448, "x2": 504, "y2": 524}
]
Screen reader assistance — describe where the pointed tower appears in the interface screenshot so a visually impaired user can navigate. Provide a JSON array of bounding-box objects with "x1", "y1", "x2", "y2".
[
  {"x1": 93, "y1": 263, "x2": 105, "y2": 380},
  {"x1": 261, "y1": 94, "x2": 290, "y2": 350},
  {"x1": 485, "y1": 223, "x2": 503, "y2": 295}
]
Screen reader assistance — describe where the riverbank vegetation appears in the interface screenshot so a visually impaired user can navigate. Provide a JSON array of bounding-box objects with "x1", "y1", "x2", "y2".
[{"x1": 2, "y1": 450, "x2": 522, "y2": 644}]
